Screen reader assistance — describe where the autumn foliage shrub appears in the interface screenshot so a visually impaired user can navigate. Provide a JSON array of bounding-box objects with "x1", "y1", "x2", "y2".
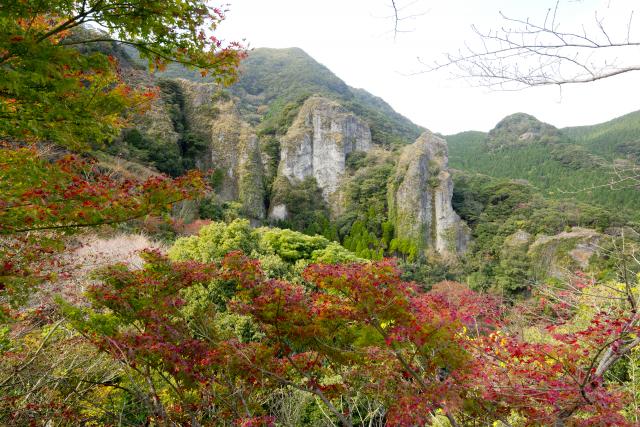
[{"x1": 56, "y1": 249, "x2": 640, "y2": 426}]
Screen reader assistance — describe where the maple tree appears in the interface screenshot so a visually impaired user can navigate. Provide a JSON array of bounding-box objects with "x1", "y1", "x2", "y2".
[
  {"x1": 464, "y1": 275, "x2": 640, "y2": 426},
  {"x1": 0, "y1": 145, "x2": 206, "y2": 319},
  {"x1": 60, "y1": 251, "x2": 476, "y2": 425},
  {"x1": 57, "y1": 249, "x2": 640, "y2": 426},
  {"x1": 0, "y1": 0, "x2": 245, "y2": 318},
  {"x1": 0, "y1": 0, "x2": 246, "y2": 147}
]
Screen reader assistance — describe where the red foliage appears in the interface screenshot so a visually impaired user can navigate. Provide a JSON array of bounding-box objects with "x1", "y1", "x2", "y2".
[
  {"x1": 68, "y1": 252, "x2": 638, "y2": 426},
  {"x1": 173, "y1": 218, "x2": 213, "y2": 235},
  {"x1": 0, "y1": 145, "x2": 206, "y2": 319}
]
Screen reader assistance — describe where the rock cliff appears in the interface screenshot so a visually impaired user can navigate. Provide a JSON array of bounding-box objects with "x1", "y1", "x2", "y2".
[
  {"x1": 135, "y1": 99, "x2": 180, "y2": 149},
  {"x1": 388, "y1": 131, "x2": 470, "y2": 257},
  {"x1": 178, "y1": 79, "x2": 266, "y2": 220},
  {"x1": 276, "y1": 96, "x2": 371, "y2": 208},
  {"x1": 135, "y1": 82, "x2": 469, "y2": 255}
]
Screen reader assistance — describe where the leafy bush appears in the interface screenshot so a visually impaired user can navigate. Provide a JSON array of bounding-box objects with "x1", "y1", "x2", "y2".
[
  {"x1": 345, "y1": 151, "x2": 368, "y2": 172},
  {"x1": 169, "y1": 219, "x2": 362, "y2": 279},
  {"x1": 169, "y1": 219, "x2": 258, "y2": 262},
  {"x1": 343, "y1": 221, "x2": 385, "y2": 260},
  {"x1": 310, "y1": 242, "x2": 363, "y2": 264},
  {"x1": 257, "y1": 227, "x2": 328, "y2": 262}
]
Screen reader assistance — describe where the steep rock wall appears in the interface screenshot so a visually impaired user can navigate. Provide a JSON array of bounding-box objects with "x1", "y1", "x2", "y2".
[
  {"x1": 178, "y1": 79, "x2": 266, "y2": 220},
  {"x1": 135, "y1": 100, "x2": 180, "y2": 148},
  {"x1": 388, "y1": 131, "x2": 470, "y2": 257},
  {"x1": 275, "y1": 96, "x2": 371, "y2": 215},
  {"x1": 528, "y1": 227, "x2": 602, "y2": 280}
]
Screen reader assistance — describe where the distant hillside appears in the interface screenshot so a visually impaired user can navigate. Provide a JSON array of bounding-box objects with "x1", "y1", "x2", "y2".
[
  {"x1": 447, "y1": 113, "x2": 640, "y2": 220},
  {"x1": 82, "y1": 38, "x2": 640, "y2": 295},
  {"x1": 157, "y1": 47, "x2": 423, "y2": 146},
  {"x1": 564, "y1": 110, "x2": 640, "y2": 162},
  {"x1": 488, "y1": 113, "x2": 566, "y2": 149}
]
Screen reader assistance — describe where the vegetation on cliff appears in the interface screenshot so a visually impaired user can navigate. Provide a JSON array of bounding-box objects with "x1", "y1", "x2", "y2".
[{"x1": 159, "y1": 47, "x2": 423, "y2": 147}]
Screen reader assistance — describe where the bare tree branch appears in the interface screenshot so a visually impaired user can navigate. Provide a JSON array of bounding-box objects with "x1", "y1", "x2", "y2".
[
  {"x1": 418, "y1": 1, "x2": 640, "y2": 89},
  {"x1": 387, "y1": 0, "x2": 428, "y2": 40}
]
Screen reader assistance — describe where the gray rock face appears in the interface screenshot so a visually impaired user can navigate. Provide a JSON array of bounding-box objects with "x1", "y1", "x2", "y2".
[
  {"x1": 388, "y1": 131, "x2": 469, "y2": 257},
  {"x1": 504, "y1": 230, "x2": 533, "y2": 248},
  {"x1": 178, "y1": 79, "x2": 266, "y2": 220},
  {"x1": 237, "y1": 132, "x2": 266, "y2": 220},
  {"x1": 279, "y1": 96, "x2": 371, "y2": 201},
  {"x1": 270, "y1": 204, "x2": 288, "y2": 221},
  {"x1": 135, "y1": 97, "x2": 180, "y2": 149}
]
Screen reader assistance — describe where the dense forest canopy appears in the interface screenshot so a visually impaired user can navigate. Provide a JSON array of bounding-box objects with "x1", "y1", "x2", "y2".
[{"x1": 447, "y1": 112, "x2": 640, "y2": 221}]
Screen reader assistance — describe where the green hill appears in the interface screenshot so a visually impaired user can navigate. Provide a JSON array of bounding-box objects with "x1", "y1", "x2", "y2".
[
  {"x1": 447, "y1": 113, "x2": 640, "y2": 220},
  {"x1": 487, "y1": 113, "x2": 566, "y2": 148},
  {"x1": 158, "y1": 47, "x2": 423, "y2": 147},
  {"x1": 564, "y1": 110, "x2": 640, "y2": 161},
  {"x1": 233, "y1": 48, "x2": 423, "y2": 146}
]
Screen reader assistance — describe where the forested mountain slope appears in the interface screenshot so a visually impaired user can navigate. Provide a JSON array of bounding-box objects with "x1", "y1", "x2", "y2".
[
  {"x1": 95, "y1": 39, "x2": 638, "y2": 293},
  {"x1": 447, "y1": 112, "x2": 640, "y2": 220},
  {"x1": 109, "y1": 44, "x2": 473, "y2": 267},
  {"x1": 110, "y1": 42, "x2": 639, "y2": 291},
  {"x1": 564, "y1": 110, "x2": 640, "y2": 160},
  {"x1": 154, "y1": 47, "x2": 423, "y2": 147}
]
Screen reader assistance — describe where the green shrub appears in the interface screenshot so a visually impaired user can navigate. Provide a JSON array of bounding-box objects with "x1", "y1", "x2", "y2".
[
  {"x1": 269, "y1": 176, "x2": 332, "y2": 234},
  {"x1": 198, "y1": 196, "x2": 224, "y2": 221},
  {"x1": 311, "y1": 242, "x2": 363, "y2": 264},
  {"x1": 169, "y1": 219, "x2": 257, "y2": 262},
  {"x1": 256, "y1": 227, "x2": 329, "y2": 262},
  {"x1": 169, "y1": 220, "x2": 362, "y2": 281}
]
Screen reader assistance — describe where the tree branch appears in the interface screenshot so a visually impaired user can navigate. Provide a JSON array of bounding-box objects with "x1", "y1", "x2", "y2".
[{"x1": 421, "y1": 3, "x2": 640, "y2": 88}]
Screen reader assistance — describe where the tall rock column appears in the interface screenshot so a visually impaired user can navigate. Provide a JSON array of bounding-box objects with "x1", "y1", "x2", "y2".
[{"x1": 388, "y1": 131, "x2": 470, "y2": 257}]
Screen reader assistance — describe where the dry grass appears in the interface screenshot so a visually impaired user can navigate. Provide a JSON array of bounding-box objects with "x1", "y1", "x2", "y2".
[
  {"x1": 72, "y1": 232, "x2": 167, "y2": 270},
  {"x1": 35, "y1": 232, "x2": 167, "y2": 307}
]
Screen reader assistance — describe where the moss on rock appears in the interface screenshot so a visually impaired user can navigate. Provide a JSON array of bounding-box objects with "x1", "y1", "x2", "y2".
[{"x1": 387, "y1": 131, "x2": 470, "y2": 258}]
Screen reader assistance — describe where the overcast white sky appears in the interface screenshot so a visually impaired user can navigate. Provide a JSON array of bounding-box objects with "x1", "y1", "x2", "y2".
[{"x1": 219, "y1": 0, "x2": 640, "y2": 134}]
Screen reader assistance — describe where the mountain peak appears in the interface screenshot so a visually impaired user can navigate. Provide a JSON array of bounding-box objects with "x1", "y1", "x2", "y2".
[
  {"x1": 250, "y1": 46, "x2": 311, "y2": 56},
  {"x1": 235, "y1": 46, "x2": 351, "y2": 100},
  {"x1": 230, "y1": 47, "x2": 423, "y2": 146},
  {"x1": 488, "y1": 112, "x2": 564, "y2": 148}
]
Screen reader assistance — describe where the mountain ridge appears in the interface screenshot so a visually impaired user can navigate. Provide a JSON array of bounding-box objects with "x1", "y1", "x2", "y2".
[
  {"x1": 95, "y1": 39, "x2": 637, "y2": 292},
  {"x1": 151, "y1": 46, "x2": 424, "y2": 147}
]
